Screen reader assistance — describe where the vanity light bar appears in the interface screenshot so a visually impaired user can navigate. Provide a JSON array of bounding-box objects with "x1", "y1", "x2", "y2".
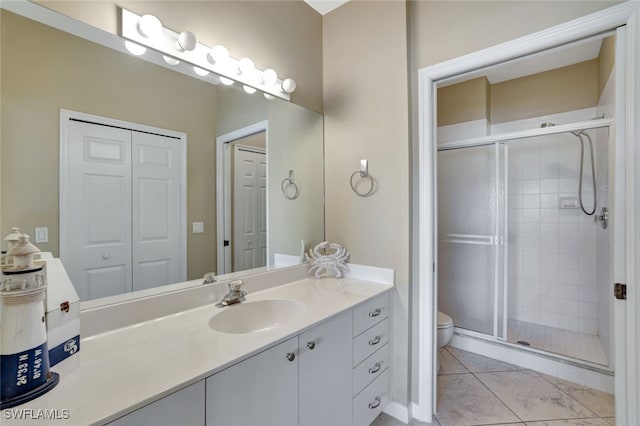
[{"x1": 120, "y1": 9, "x2": 295, "y2": 100}]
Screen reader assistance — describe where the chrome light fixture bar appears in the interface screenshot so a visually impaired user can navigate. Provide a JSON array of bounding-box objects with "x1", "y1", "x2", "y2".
[{"x1": 121, "y1": 9, "x2": 296, "y2": 100}]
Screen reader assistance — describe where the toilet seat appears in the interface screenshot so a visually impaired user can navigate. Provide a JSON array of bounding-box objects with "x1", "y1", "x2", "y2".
[{"x1": 437, "y1": 311, "x2": 453, "y2": 329}]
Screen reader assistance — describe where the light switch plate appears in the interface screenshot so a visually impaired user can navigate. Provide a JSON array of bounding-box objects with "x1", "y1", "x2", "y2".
[
  {"x1": 192, "y1": 222, "x2": 204, "y2": 234},
  {"x1": 35, "y1": 227, "x2": 49, "y2": 243}
]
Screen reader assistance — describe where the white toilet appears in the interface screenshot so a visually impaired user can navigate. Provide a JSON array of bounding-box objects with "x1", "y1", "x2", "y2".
[{"x1": 437, "y1": 311, "x2": 454, "y2": 371}]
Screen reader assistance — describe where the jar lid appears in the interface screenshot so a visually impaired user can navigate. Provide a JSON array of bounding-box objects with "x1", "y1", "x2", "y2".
[
  {"x1": 3, "y1": 227, "x2": 21, "y2": 242},
  {"x1": 6, "y1": 235, "x2": 40, "y2": 257}
]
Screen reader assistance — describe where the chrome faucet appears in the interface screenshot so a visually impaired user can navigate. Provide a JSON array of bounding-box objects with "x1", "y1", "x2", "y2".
[
  {"x1": 203, "y1": 272, "x2": 216, "y2": 284},
  {"x1": 216, "y1": 280, "x2": 247, "y2": 307}
]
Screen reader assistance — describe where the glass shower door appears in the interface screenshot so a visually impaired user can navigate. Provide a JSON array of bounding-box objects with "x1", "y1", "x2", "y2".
[{"x1": 437, "y1": 144, "x2": 500, "y2": 335}]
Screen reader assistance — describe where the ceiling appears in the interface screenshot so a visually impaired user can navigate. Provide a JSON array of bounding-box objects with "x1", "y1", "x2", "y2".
[{"x1": 304, "y1": 0, "x2": 350, "y2": 15}]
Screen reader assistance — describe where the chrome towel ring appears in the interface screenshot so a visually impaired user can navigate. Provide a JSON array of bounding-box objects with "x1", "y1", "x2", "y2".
[
  {"x1": 350, "y1": 159, "x2": 374, "y2": 196},
  {"x1": 281, "y1": 170, "x2": 300, "y2": 200}
]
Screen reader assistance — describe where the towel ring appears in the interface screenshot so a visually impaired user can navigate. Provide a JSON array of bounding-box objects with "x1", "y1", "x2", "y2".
[
  {"x1": 281, "y1": 170, "x2": 300, "y2": 200},
  {"x1": 350, "y1": 159, "x2": 374, "y2": 197}
]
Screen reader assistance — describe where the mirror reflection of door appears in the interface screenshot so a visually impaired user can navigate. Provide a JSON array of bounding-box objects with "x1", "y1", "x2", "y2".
[
  {"x1": 230, "y1": 132, "x2": 267, "y2": 272},
  {"x1": 60, "y1": 114, "x2": 186, "y2": 301}
]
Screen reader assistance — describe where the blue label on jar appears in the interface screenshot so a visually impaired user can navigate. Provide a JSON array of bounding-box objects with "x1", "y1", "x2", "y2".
[
  {"x1": 49, "y1": 336, "x2": 80, "y2": 367},
  {"x1": 1, "y1": 342, "x2": 50, "y2": 400}
]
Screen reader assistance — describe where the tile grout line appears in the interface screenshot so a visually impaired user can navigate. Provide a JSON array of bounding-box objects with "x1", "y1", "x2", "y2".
[
  {"x1": 442, "y1": 348, "x2": 609, "y2": 425},
  {"x1": 448, "y1": 348, "x2": 607, "y2": 425},
  {"x1": 528, "y1": 370, "x2": 602, "y2": 419},
  {"x1": 469, "y1": 370, "x2": 525, "y2": 425},
  {"x1": 444, "y1": 347, "x2": 525, "y2": 425}
]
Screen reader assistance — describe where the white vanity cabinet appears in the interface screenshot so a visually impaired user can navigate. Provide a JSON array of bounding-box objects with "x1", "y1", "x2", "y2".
[
  {"x1": 299, "y1": 311, "x2": 353, "y2": 426},
  {"x1": 206, "y1": 337, "x2": 299, "y2": 426},
  {"x1": 108, "y1": 381, "x2": 205, "y2": 426},
  {"x1": 108, "y1": 290, "x2": 391, "y2": 426},
  {"x1": 206, "y1": 311, "x2": 353, "y2": 426}
]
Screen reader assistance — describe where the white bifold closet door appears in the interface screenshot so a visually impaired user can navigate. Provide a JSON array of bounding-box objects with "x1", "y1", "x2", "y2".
[{"x1": 64, "y1": 120, "x2": 182, "y2": 300}]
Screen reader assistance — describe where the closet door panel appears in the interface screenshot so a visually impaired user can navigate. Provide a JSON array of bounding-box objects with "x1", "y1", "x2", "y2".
[
  {"x1": 63, "y1": 120, "x2": 133, "y2": 300},
  {"x1": 132, "y1": 132, "x2": 183, "y2": 291}
]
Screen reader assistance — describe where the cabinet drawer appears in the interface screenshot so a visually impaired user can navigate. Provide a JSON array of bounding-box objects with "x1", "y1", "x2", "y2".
[
  {"x1": 353, "y1": 343, "x2": 389, "y2": 397},
  {"x1": 353, "y1": 318, "x2": 389, "y2": 367},
  {"x1": 353, "y1": 369, "x2": 389, "y2": 426},
  {"x1": 353, "y1": 292, "x2": 389, "y2": 337}
]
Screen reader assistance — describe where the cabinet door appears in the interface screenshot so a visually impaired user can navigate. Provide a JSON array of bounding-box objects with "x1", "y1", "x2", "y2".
[
  {"x1": 108, "y1": 381, "x2": 204, "y2": 426},
  {"x1": 299, "y1": 311, "x2": 353, "y2": 426},
  {"x1": 206, "y1": 337, "x2": 298, "y2": 426}
]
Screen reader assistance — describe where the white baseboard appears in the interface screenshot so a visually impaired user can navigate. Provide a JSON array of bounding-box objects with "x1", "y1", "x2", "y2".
[{"x1": 383, "y1": 401, "x2": 410, "y2": 424}]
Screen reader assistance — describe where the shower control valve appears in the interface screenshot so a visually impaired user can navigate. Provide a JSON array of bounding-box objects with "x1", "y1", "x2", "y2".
[{"x1": 595, "y1": 207, "x2": 609, "y2": 230}]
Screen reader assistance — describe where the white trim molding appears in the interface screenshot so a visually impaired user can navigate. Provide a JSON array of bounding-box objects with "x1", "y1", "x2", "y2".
[
  {"x1": 415, "y1": 2, "x2": 640, "y2": 423},
  {"x1": 215, "y1": 120, "x2": 269, "y2": 275},
  {"x1": 383, "y1": 401, "x2": 411, "y2": 424}
]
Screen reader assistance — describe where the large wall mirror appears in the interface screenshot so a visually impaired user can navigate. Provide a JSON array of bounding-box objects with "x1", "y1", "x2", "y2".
[{"x1": 0, "y1": 5, "x2": 325, "y2": 305}]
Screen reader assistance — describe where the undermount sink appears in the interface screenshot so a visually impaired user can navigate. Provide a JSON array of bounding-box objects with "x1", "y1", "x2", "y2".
[{"x1": 209, "y1": 299, "x2": 306, "y2": 334}]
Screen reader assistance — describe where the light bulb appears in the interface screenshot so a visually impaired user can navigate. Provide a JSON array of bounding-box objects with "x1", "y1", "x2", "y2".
[
  {"x1": 193, "y1": 66, "x2": 209, "y2": 76},
  {"x1": 220, "y1": 77, "x2": 234, "y2": 86},
  {"x1": 207, "y1": 45, "x2": 229, "y2": 64},
  {"x1": 177, "y1": 31, "x2": 197, "y2": 51},
  {"x1": 243, "y1": 85, "x2": 257, "y2": 94},
  {"x1": 137, "y1": 15, "x2": 163, "y2": 39},
  {"x1": 261, "y1": 68, "x2": 278, "y2": 85},
  {"x1": 125, "y1": 41, "x2": 147, "y2": 56},
  {"x1": 281, "y1": 78, "x2": 296, "y2": 94},
  {"x1": 163, "y1": 55, "x2": 180, "y2": 65},
  {"x1": 238, "y1": 58, "x2": 255, "y2": 75},
  {"x1": 264, "y1": 93, "x2": 275, "y2": 100}
]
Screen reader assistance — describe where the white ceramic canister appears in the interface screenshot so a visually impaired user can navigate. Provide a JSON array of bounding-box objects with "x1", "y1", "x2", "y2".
[{"x1": 0, "y1": 266, "x2": 59, "y2": 409}]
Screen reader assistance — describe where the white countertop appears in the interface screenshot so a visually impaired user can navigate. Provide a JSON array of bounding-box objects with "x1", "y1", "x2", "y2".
[{"x1": 5, "y1": 277, "x2": 392, "y2": 425}]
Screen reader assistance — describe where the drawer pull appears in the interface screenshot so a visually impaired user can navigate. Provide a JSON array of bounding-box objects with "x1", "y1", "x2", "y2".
[
  {"x1": 368, "y1": 308, "x2": 381, "y2": 317},
  {"x1": 368, "y1": 362, "x2": 381, "y2": 374},
  {"x1": 368, "y1": 397, "x2": 381, "y2": 409},
  {"x1": 307, "y1": 341, "x2": 316, "y2": 350},
  {"x1": 369, "y1": 336, "x2": 381, "y2": 346},
  {"x1": 286, "y1": 352, "x2": 295, "y2": 362}
]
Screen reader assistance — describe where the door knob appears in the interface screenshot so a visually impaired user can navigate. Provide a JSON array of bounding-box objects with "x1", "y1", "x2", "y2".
[
  {"x1": 286, "y1": 352, "x2": 295, "y2": 362},
  {"x1": 307, "y1": 341, "x2": 316, "y2": 350},
  {"x1": 102, "y1": 253, "x2": 111, "y2": 260}
]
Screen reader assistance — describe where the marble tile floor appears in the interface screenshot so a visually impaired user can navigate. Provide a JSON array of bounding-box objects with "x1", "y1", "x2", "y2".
[{"x1": 371, "y1": 347, "x2": 615, "y2": 426}]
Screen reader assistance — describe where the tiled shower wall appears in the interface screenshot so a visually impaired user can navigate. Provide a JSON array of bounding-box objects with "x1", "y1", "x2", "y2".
[{"x1": 504, "y1": 107, "x2": 608, "y2": 335}]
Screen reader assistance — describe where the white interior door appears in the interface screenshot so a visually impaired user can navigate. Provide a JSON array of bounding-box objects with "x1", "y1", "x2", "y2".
[
  {"x1": 233, "y1": 146, "x2": 266, "y2": 271},
  {"x1": 132, "y1": 131, "x2": 183, "y2": 291},
  {"x1": 64, "y1": 120, "x2": 133, "y2": 300}
]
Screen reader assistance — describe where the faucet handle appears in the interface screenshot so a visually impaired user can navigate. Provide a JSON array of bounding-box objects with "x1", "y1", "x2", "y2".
[{"x1": 228, "y1": 279, "x2": 244, "y2": 292}]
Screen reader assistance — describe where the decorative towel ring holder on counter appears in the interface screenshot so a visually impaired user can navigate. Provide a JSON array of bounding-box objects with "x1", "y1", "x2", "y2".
[
  {"x1": 281, "y1": 170, "x2": 300, "y2": 200},
  {"x1": 350, "y1": 159, "x2": 374, "y2": 196}
]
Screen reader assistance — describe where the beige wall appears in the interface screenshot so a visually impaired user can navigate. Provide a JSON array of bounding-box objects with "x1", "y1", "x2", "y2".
[
  {"x1": 1, "y1": 10, "x2": 217, "y2": 280},
  {"x1": 490, "y1": 59, "x2": 599, "y2": 123},
  {"x1": 598, "y1": 35, "x2": 616, "y2": 101},
  {"x1": 217, "y1": 86, "x2": 268, "y2": 137},
  {"x1": 437, "y1": 77, "x2": 490, "y2": 126},
  {"x1": 324, "y1": 0, "x2": 410, "y2": 406},
  {"x1": 408, "y1": 0, "x2": 621, "y2": 406},
  {"x1": 34, "y1": 0, "x2": 323, "y2": 113}
]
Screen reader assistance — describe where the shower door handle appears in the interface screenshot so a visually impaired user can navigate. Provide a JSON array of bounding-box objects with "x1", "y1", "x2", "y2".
[{"x1": 443, "y1": 234, "x2": 494, "y2": 245}]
